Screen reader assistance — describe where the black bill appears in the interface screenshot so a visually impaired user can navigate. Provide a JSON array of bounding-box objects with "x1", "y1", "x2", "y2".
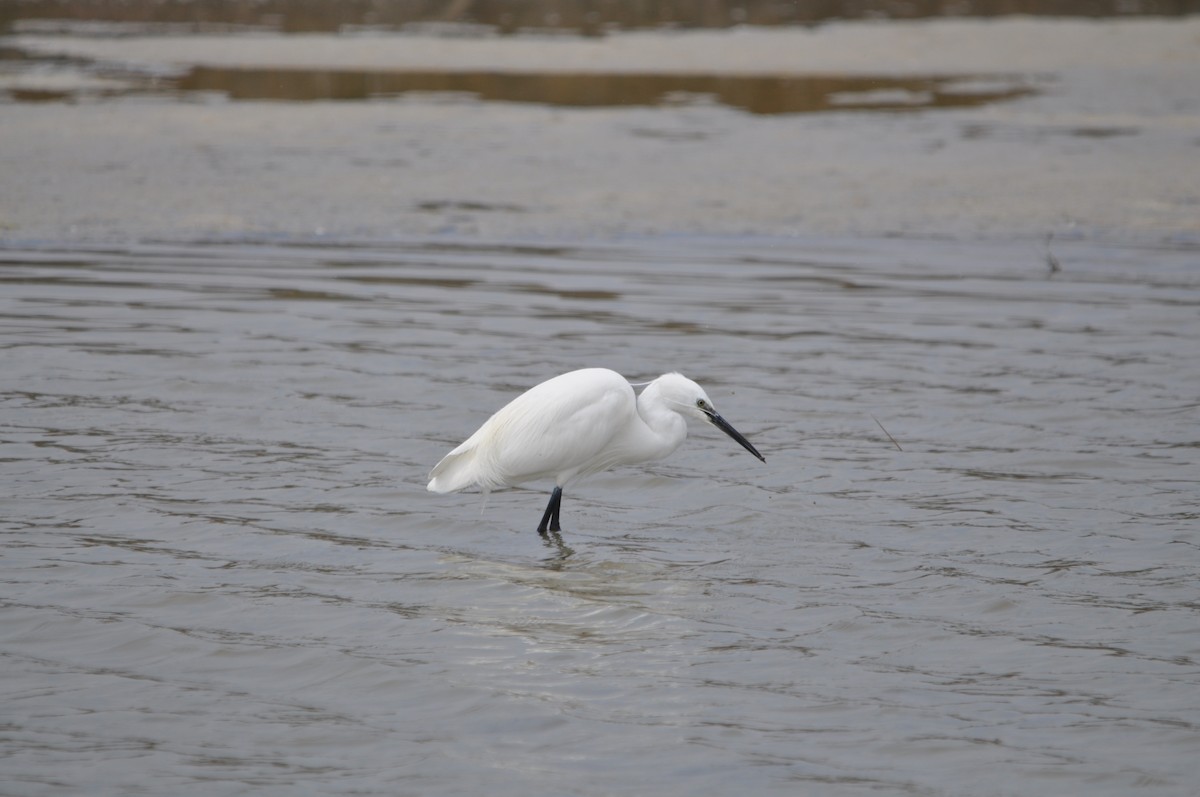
[{"x1": 706, "y1": 410, "x2": 766, "y2": 462}]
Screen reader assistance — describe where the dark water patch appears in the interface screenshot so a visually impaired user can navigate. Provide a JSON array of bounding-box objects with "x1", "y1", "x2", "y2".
[
  {"x1": 266, "y1": 287, "x2": 366, "y2": 302},
  {"x1": 1070, "y1": 126, "x2": 1140, "y2": 138},
  {"x1": 7, "y1": 87, "x2": 71, "y2": 102},
  {"x1": 172, "y1": 66, "x2": 1034, "y2": 114},
  {"x1": 336, "y1": 274, "x2": 479, "y2": 289},
  {"x1": 416, "y1": 200, "x2": 527, "y2": 213},
  {"x1": 0, "y1": 40, "x2": 1036, "y2": 112},
  {"x1": 964, "y1": 123, "x2": 1145, "y2": 141}
]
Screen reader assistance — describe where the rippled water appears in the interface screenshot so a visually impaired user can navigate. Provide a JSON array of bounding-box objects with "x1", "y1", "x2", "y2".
[{"x1": 3, "y1": 235, "x2": 1198, "y2": 796}]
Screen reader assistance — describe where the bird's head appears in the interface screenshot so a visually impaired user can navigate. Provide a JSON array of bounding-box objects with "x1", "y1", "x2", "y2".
[{"x1": 653, "y1": 372, "x2": 765, "y2": 462}]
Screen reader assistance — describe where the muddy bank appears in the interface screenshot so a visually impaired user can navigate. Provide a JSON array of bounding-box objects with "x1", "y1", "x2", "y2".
[
  {"x1": 6, "y1": 0, "x2": 1196, "y2": 34},
  {"x1": 1, "y1": 18, "x2": 1198, "y2": 243}
]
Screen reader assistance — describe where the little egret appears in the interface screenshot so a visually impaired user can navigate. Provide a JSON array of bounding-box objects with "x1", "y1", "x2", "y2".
[{"x1": 427, "y1": 368, "x2": 765, "y2": 534}]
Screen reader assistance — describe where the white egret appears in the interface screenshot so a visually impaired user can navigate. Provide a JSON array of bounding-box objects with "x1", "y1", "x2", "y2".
[{"x1": 427, "y1": 368, "x2": 765, "y2": 534}]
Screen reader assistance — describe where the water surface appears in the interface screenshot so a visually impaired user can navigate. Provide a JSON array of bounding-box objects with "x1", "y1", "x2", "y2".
[{"x1": 2, "y1": 235, "x2": 1198, "y2": 795}]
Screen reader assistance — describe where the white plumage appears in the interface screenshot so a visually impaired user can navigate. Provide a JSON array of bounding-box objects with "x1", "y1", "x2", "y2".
[{"x1": 428, "y1": 368, "x2": 764, "y2": 534}]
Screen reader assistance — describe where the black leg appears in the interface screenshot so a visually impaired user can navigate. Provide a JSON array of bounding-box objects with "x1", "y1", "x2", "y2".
[
  {"x1": 537, "y1": 486, "x2": 563, "y2": 535},
  {"x1": 550, "y1": 487, "x2": 562, "y2": 532}
]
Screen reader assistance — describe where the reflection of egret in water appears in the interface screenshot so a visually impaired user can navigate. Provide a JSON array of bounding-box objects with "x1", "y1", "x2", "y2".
[
  {"x1": 428, "y1": 368, "x2": 765, "y2": 536},
  {"x1": 539, "y1": 530, "x2": 575, "y2": 565}
]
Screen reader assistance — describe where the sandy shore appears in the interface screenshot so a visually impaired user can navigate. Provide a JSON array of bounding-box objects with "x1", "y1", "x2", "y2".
[{"x1": 2, "y1": 18, "x2": 1198, "y2": 243}]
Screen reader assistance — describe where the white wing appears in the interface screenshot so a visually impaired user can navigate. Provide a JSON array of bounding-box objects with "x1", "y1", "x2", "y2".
[{"x1": 427, "y1": 369, "x2": 636, "y2": 493}]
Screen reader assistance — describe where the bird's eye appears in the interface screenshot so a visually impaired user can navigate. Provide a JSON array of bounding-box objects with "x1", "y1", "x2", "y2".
[{"x1": 696, "y1": 399, "x2": 707, "y2": 409}]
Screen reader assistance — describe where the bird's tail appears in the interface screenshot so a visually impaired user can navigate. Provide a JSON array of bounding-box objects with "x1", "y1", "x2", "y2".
[{"x1": 427, "y1": 443, "x2": 482, "y2": 494}]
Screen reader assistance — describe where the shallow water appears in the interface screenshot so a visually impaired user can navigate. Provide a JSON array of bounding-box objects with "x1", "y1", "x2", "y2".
[
  {"x1": 2, "y1": 235, "x2": 1198, "y2": 796},
  {"x1": 1, "y1": 41, "x2": 1032, "y2": 113},
  {"x1": 173, "y1": 67, "x2": 1032, "y2": 114}
]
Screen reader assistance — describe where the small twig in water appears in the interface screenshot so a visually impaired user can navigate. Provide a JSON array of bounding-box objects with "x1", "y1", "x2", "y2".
[
  {"x1": 871, "y1": 414, "x2": 903, "y2": 452},
  {"x1": 1045, "y1": 233, "x2": 1061, "y2": 276}
]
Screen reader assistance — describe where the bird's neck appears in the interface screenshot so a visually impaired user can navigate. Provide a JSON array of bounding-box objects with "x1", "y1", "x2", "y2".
[{"x1": 632, "y1": 383, "x2": 688, "y2": 462}]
